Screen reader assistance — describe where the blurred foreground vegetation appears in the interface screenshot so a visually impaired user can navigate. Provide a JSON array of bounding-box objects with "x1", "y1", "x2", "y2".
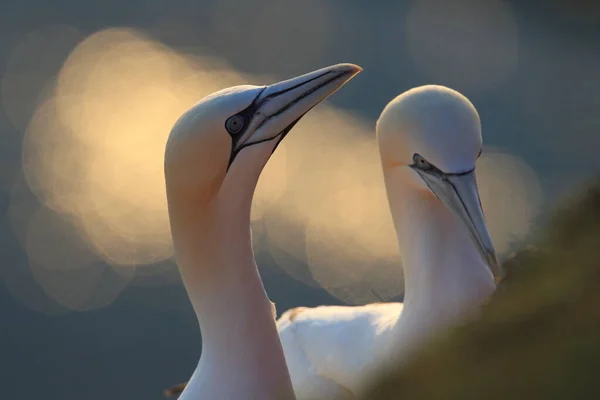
[{"x1": 362, "y1": 177, "x2": 600, "y2": 400}]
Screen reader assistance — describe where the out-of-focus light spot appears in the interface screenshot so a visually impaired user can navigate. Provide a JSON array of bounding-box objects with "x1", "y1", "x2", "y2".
[
  {"x1": 22, "y1": 97, "x2": 88, "y2": 216},
  {"x1": 5, "y1": 176, "x2": 135, "y2": 312},
  {"x1": 28, "y1": 258, "x2": 135, "y2": 312},
  {"x1": 305, "y1": 183, "x2": 403, "y2": 305},
  {"x1": 477, "y1": 151, "x2": 543, "y2": 254},
  {"x1": 252, "y1": 142, "x2": 288, "y2": 223},
  {"x1": 22, "y1": 28, "x2": 256, "y2": 268},
  {"x1": 24, "y1": 205, "x2": 96, "y2": 272},
  {"x1": 263, "y1": 109, "x2": 404, "y2": 303},
  {"x1": 406, "y1": 0, "x2": 519, "y2": 92},
  {"x1": 0, "y1": 25, "x2": 82, "y2": 131},
  {"x1": 0, "y1": 177, "x2": 69, "y2": 315},
  {"x1": 0, "y1": 257, "x2": 69, "y2": 316},
  {"x1": 263, "y1": 208, "x2": 319, "y2": 288},
  {"x1": 16, "y1": 26, "x2": 324, "y2": 311}
]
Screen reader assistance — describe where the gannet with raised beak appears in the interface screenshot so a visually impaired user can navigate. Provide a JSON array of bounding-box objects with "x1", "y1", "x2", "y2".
[
  {"x1": 276, "y1": 85, "x2": 501, "y2": 399},
  {"x1": 164, "y1": 63, "x2": 361, "y2": 400}
]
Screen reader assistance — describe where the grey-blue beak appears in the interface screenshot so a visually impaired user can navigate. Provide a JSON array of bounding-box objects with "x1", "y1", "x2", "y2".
[{"x1": 414, "y1": 167, "x2": 502, "y2": 282}]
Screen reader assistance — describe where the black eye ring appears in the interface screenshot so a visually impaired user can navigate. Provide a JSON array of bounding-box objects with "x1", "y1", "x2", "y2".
[{"x1": 225, "y1": 115, "x2": 245, "y2": 135}]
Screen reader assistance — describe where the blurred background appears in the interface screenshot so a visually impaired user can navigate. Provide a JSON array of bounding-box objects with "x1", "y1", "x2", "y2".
[{"x1": 0, "y1": 0, "x2": 598, "y2": 398}]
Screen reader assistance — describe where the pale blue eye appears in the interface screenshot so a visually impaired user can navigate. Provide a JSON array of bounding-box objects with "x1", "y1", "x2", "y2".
[
  {"x1": 225, "y1": 115, "x2": 245, "y2": 134},
  {"x1": 413, "y1": 154, "x2": 433, "y2": 170}
]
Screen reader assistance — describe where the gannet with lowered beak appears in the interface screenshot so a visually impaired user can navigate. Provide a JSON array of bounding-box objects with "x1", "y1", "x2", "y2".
[
  {"x1": 164, "y1": 63, "x2": 362, "y2": 400},
  {"x1": 276, "y1": 85, "x2": 501, "y2": 399}
]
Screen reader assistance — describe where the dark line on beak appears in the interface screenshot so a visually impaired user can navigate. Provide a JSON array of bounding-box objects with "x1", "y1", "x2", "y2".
[
  {"x1": 264, "y1": 71, "x2": 347, "y2": 121},
  {"x1": 446, "y1": 168, "x2": 475, "y2": 177},
  {"x1": 256, "y1": 70, "x2": 333, "y2": 106},
  {"x1": 228, "y1": 70, "x2": 349, "y2": 168}
]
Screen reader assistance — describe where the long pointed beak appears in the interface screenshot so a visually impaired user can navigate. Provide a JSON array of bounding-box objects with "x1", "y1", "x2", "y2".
[
  {"x1": 415, "y1": 168, "x2": 502, "y2": 282},
  {"x1": 232, "y1": 63, "x2": 362, "y2": 153}
]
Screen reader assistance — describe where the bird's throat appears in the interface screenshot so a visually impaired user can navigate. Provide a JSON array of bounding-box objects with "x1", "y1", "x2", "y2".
[
  {"x1": 384, "y1": 171, "x2": 496, "y2": 338},
  {"x1": 166, "y1": 171, "x2": 295, "y2": 399}
]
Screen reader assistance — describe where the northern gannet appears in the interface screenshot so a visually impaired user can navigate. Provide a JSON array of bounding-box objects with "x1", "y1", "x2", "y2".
[
  {"x1": 165, "y1": 85, "x2": 500, "y2": 399},
  {"x1": 275, "y1": 85, "x2": 501, "y2": 399},
  {"x1": 164, "y1": 63, "x2": 361, "y2": 400}
]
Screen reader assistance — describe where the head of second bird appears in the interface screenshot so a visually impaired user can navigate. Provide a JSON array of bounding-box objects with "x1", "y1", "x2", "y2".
[
  {"x1": 376, "y1": 85, "x2": 501, "y2": 280},
  {"x1": 377, "y1": 85, "x2": 482, "y2": 187}
]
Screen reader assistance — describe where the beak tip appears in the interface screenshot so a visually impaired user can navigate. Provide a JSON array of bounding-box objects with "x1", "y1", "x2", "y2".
[{"x1": 336, "y1": 63, "x2": 363, "y2": 76}]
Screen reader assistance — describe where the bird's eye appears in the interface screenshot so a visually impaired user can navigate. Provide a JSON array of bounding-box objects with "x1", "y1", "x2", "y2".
[
  {"x1": 225, "y1": 115, "x2": 245, "y2": 134},
  {"x1": 413, "y1": 154, "x2": 433, "y2": 170}
]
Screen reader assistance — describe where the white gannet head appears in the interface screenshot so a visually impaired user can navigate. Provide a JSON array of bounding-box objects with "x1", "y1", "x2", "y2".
[
  {"x1": 376, "y1": 85, "x2": 501, "y2": 280},
  {"x1": 164, "y1": 64, "x2": 362, "y2": 207}
]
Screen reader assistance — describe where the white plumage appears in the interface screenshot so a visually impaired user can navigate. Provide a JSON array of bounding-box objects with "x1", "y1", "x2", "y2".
[
  {"x1": 163, "y1": 64, "x2": 361, "y2": 400},
  {"x1": 277, "y1": 85, "x2": 500, "y2": 399},
  {"x1": 166, "y1": 85, "x2": 500, "y2": 400}
]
